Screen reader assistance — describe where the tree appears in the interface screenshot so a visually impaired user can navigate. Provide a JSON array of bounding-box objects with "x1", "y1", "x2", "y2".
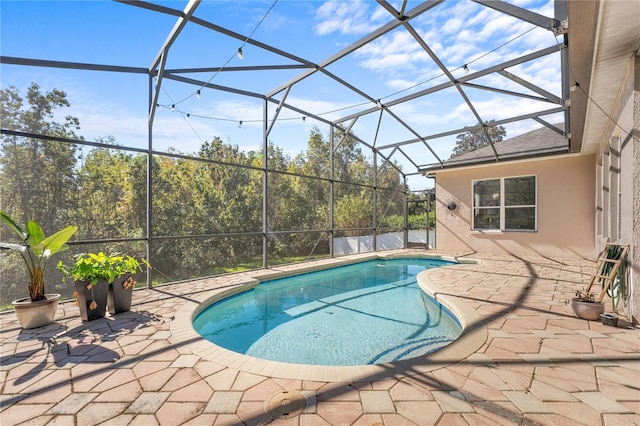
[
  {"x1": 1, "y1": 83, "x2": 81, "y2": 306},
  {"x1": 0, "y1": 83, "x2": 414, "y2": 304},
  {"x1": 75, "y1": 136, "x2": 142, "y2": 240},
  {"x1": 450, "y1": 120, "x2": 506, "y2": 159},
  {"x1": 0, "y1": 84, "x2": 80, "y2": 229},
  {"x1": 375, "y1": 159, "x2": 406, "y2": 227}
]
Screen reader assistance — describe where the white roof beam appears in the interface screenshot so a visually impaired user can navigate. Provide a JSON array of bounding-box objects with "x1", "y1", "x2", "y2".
[
  {"x1": 376, "y1": 106, "x2": 566, "y2": 151},
  {"x1": 372, "y1": 108, "x2": 384, "y2": 148},
  {"x1": 115, "y1": 0, "x2": 183, "y2": 18},
  {"x1": 532, "y1": 117, "x2": 565, "y2": 136},
  {"x1": 376, "y1": 151, "x2": 405, "y2": 177},
  {"x1": 333, "y1": 119, "x2": 359, "y2": 153},
  {"x1": 149, "y1": 0, "x2": 200, "y2": 72},
  {"x1": 335, "y1": 44, "x2": 562, "y2": 123},
  {"x1": 389, "y1": 147, "x2": 421, "y2": 170},
  {"x1": 124, "y1": 0, "x2": 315, "y2": 70},
  {"x1": 266, "y1": 86, "x2": 292, "y2": 138},
  {"x1": 472, "y1": 0, "x2": 562, "y2": 33},
  {"x1": 376, "y1": 0, "x2": 405, "y2": 19},
  {"x1": 0, "y1": 56, "x2": 147, "y2": 73},
  {"x1": 460, "y1": 82, "x2": 557, "y2": 104},
  {"x1": 149, "y1": 51, "x2": 167, "y2": 125},
  {"x1": 497, "y1": 69, "x2": 563, "y2": 104},
  {"x1": 403, "y1": 22, "x2": 499, "y2": 160},
  {"x1": 266, "y1": 0, "x2": 443, "y2": 98},
  {"x1": 382, "y1": 104, "x2": 444, "y2": 166},
  {"x1": 163, "y1": 73, "x2": 264, "y2": 99},
  {"x1": 165, "y1": 64, "x2": 310, "y2": 74}
]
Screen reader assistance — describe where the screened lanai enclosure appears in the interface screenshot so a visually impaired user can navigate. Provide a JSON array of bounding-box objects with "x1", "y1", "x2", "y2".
[{"x1": 0, "y1": 0, "x2": 571, "y2": 308}]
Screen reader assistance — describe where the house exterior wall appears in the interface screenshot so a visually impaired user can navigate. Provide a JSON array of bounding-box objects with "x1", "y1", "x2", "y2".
[
  {"x1": 434, "y1": 154, "x2": 595, "y2": 259},
  {"x1": 595, "y1": 53, "x2": 638, "y2": 324},
  {"x1": 634, "y1": 55, "x2": 640, "y2": 325}
]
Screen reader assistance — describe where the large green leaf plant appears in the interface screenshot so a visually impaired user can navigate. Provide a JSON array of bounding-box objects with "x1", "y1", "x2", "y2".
[{"x1": 0, "y1": 210, "x2": 77, "y2": 301}]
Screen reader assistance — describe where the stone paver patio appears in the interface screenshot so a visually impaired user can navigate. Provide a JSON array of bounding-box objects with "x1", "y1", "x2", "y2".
[{"x1": 1, "y1": 250, "x2": 638, "y2": 425}]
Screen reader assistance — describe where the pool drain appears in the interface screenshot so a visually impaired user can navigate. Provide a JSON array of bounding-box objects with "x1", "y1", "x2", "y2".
[{"x1": 265, "y1": 390, "x2": 306, "y2": 419}]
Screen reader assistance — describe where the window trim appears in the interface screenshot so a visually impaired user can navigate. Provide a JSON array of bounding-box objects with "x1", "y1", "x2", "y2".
[{"x1": 471, "y1": 175, "x2": 537, "y2": 232}]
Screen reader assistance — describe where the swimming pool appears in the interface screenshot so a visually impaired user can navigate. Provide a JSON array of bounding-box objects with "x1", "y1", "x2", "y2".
[{"x1": 193, "y1": 258, "x2": 462, "y2": 366}]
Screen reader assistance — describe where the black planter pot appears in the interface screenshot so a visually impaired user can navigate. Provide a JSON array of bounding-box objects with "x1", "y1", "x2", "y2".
[
  {"x1": 74, "y1": 279, "x2": 109, "y2": 321},
  {"x1": 108, "y1": 275, "x2": 134, "y2": 315}
]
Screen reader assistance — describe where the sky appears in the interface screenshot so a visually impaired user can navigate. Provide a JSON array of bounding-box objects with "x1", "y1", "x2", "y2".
[{"x1": 0, "y1": 0, "x2": 564, "y2": 191}]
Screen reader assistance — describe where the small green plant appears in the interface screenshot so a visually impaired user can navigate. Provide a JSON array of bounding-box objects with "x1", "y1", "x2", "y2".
[
  {"x1": 57, "y1": 252, "x2": 148, "y2": 285},
  {"x1": 1, "y1": 210, "x2": 77, "y2": 301}
]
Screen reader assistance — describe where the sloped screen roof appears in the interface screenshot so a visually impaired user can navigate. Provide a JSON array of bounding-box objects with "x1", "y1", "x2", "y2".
[
  {"x1": 423, "y1": 123, "x2": 568, "y2": 171},
  {"x1": 0, "y1": 0, "x2": 569, "y2": 189}
]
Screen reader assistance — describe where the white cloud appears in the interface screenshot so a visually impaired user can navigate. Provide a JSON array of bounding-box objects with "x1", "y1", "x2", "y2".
[
  {"x1": 80, "y1": 112, "x2": 148, "y2": 143},
  {"x1": 461, "y1": 95, "x2": 557, "y2": 123},
  {"x1": 370, "y1": 5, "x2": 392, "y2": 22},
  {"x1": 385, "y1": 78, "x2": 421, "y2": 91},
  {"x1": 208, "y1": 99, "x2": 264, "y2": 123},
  {"x1": 314, "y1": 0, "x2": 376, "y2": 35},
  {"x1": 12, "y1": 0, "x2": 563, "y2": 170},
  {"x1": 441, "y1": 17, "x2": 464, "y2": 35},
  {"x1": 285, "y1": 96, "x2": 361, "y2": 122},
  {"x1": 360, "y1": 51, "x2": 430, "y2": 73},
  {"x1": 391, "y1": 105, "x2": 449, "y2": 127},
  {"x1": 434, "y1": 40, "x2": 477, "y2": 67},
  {"x1": 510, "y1": 0, "x2": 555, "y2": 17},
  {"x1": 355, "y1": 31, "x2": 432, "y2": 74},
  {"x1": 344, "y1": 0, "x2": 559, "y2": 91},
  {"x1": 189, "y1": 96, "x2": 358, "y2": 130}
]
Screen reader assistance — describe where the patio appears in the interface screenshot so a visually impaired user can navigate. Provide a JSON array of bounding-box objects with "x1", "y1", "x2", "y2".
[{"x1": 1, "y1": 250, "x2": 638, "y2": 425}]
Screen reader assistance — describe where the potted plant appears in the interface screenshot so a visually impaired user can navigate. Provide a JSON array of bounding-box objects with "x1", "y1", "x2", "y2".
[
  {"x1": 103, "y1": 253, "x2": 149, "y2": 314},
  {"x1": 570, "y1": 243, "x2": 629, "y2": 322},
  {"x1": 570, "y1": 290, "x2": 605, "y2": 321},
  {"x1": 57, "y1": 252, "x2": 112, "y2": 321},
  {"x1": 57, "y1": 252, "x2": 148, "y2": 319},
  {"x1": 0, "y1": 211, "x2": 77, "y2": 329}
]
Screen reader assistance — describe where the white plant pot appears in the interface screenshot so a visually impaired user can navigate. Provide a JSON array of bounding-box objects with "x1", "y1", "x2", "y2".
[
  {"x1": 12, "y1": 294, "x2": 61, "y2": 329},
  {"x1": 570, "y1": 298, "x2": 605, "y2": 321}
]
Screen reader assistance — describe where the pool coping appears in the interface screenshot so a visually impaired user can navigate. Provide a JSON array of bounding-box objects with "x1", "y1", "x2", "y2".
[{"x1": 170, "y1": 251, "x2": 488, "y2": 383}]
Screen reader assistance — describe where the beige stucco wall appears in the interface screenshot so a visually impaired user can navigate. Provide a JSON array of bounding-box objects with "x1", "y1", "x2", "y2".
[
  {"x1": 633, "y1": 55, "x2": 639, "y2": 324},
  {"x1": 595, "y1": 53, "x2": 638, "y2": 324},
  {"x1": 434, "y1": 154, "x2": 596, "y2": 259}
]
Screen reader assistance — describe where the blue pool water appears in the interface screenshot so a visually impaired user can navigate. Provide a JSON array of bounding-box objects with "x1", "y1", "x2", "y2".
[{"x1": 193, "y1": 258, "x2": 462, "y2": 366}]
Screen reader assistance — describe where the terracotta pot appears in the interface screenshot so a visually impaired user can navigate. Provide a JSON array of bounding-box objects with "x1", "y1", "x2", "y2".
[
  {"x1": 74, "y1": 279, "x2": 109, "y2": 321},
  {"x1": 12, "y1": 294, "x2": 61, "y2": 329},
  {"x1": 570, "y1": 298, "x2": 605, "y2": 320}
]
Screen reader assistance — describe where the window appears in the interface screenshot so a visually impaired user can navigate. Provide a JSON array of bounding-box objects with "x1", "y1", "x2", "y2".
[{"x1": 472, "y1": 176, "x2": 536, "y2": 231}]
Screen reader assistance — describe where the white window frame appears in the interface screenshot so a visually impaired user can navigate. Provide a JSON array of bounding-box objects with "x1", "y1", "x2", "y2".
[{"x1": 471, "y1": 175, "x2": 537, "y2": 232}]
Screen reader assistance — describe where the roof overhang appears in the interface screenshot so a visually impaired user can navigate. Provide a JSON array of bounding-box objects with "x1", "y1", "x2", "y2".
[
  {"x1": 568, "y1": 0, "x2": 640, "y2": 154},
  {"x1": 423, "y1": 151, "x2": 581, "y2": 177}
]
